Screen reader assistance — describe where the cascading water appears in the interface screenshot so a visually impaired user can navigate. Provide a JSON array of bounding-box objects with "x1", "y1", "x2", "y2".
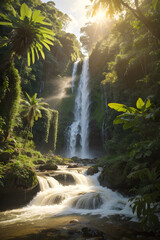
[
  {"x1": 0, "y1": 166, "x2": 134, "y2": 228},
  {"x1": 66, "y1": 57, "x2": 91, "y2": 159},
  {"x1": 71, "y1": 60, "x2": 79, "y2": 93}
]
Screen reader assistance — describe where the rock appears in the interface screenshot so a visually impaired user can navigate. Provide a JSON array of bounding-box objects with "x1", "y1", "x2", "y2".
[
  {"x1": 53, "y1": 173, "x2": 76, "y2": 185},
  {"x1": 68, "y1": 164, "x2": 80, "y2": 168},
  {"x1": 98, "y1": 160, "x2": 135, "y2": 195},
  {"x1": 87, "y1": 166, "x2": 99, "y2": 175},
  {"x1": 69, "y1": 219, "x2": 79, "y2": 224},
  {"x1": 0, "y1": 151, "x2": 13, "y2": 163},
  {"x1": 81, "y1": 227, "x2": 104, "y2": 238},
  {"x1": 33, "y1": 159, "x2": 46, "y2": 165},
  {"x1": 71, "y1": 156, "x2": 80, "y2": 162},
  {"x1": 39, "y1": 163, "x2": 58, "y2": 171}
]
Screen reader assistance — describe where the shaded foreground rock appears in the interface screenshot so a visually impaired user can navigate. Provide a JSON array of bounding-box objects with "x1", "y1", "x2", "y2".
[
  {"x1": 87, "y1": 166, "x2": 99, "y2": 175},
  {"x1": 0, "y1": 184, "x2": 40, "y2": 211},
  {"x1": 98, "y1": 160, "x2": 135, "y2": 195}
]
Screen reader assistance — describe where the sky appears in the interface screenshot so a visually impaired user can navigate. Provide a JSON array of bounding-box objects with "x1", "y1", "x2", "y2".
[{"x1": 42, "y1": 0, "x2": 91, "y2": 40}]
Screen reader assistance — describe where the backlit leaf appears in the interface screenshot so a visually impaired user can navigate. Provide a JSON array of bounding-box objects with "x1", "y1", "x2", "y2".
[
  {"x1": 20, "y1": 3, "x2": 29, "y2": 20},
  {"x1": 136, "y1": 98, "x2": 144, "y2": 109}
]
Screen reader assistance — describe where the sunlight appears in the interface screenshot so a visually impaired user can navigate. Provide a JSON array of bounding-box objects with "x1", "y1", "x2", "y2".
[{"x1": 89, "y1": 7, "x2": 107, "y2": 24}]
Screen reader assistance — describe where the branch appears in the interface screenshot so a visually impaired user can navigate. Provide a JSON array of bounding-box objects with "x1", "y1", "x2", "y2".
[{"x1": 120, "y1": 0, "x2": 141, "y2": 20}]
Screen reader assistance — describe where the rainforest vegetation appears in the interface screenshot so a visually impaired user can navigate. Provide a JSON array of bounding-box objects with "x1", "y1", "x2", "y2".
[{"x1": 0, "y1": 0, "x2": 160, "y2": 238}]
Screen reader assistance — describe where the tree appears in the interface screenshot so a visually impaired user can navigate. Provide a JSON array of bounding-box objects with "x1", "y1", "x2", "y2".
[
  {"x1": 108, "y1": 98, "x2": 160, "y2": 230},
  {"x1": 90, "y1": 0, "x2": 160, "y2": 41},
  {"x1": 0, "y1": 3, "x2": 55, "y2": 140},
  {"x1": 0, "y1": 3, "x2": 55, "y2": 66},
  {"x1": 21, "y1": 92, "x2": 49, "y2": 138}
]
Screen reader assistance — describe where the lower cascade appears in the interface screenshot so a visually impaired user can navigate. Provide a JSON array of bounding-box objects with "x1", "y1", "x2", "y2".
[
  {"x1": 66, "y1": 57, "x2": 91, "y2": 159},
  {"x1": 0, "y1": 166, "x2": 134, "y2": 226}
]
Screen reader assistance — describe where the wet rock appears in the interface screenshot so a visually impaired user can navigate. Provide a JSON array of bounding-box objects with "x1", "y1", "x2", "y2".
[
  {"x1": 87, "y1": 166, "x2": 99, "y2": 175},
  {"x1": 68, "y1": 164, "x2": 80, "y2": 168},
  {"x1": 53, "y1": 174, "x2": 76, "y2": 185},
  {"x1": 39, "y1": 163, "x2": 58, "y2": 171},
  {"x1": 82, "y1": 227, "x2": 104, "y2": 238},
  {"x1": 69, "y1": 219, "x2": 79, "y2": 224},
  {"x1": 98, "y1": 160, "x2": 135, "y2": 195}
]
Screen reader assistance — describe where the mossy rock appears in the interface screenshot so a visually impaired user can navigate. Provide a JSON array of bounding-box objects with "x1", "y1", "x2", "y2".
[
  {"x1": 98, "y1": 159, "x2": 134, "y2": 195},
  {"x1": 39, "y1": 162, "x2": 58, "y2": 171},
  {"x1": 87, "y1": 166, "x2": 99, "y2": 176}
]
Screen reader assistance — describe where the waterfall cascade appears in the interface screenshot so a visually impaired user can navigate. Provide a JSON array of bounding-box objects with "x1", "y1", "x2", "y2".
[
  {"x1": 0, "y1": 166, "x2": 134, "y2": 226},
  {"x1": 66, "y1": 58, "x2": 91, "y2": 159}
]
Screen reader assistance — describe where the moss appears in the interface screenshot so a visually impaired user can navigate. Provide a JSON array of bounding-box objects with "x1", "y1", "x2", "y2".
[
  {"x1": 2, "y1": 161, "x2": 38, "y2": 189},
  {"x1": 33, "y1": 108, "x2": 58, "y2": 152},
  {"x1": 0, "y1": 61, "x2": 21, "y2": 139}
]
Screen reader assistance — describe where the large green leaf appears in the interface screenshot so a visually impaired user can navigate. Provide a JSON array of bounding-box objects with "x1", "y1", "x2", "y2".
[
  {"x1": 41, "y1": 41, "x2": 51, "y2": 50},
  {"x1": 145, "y1": 99, "x2": 151, "y2": 109},
  {"x1": 0, "y1": 21, "x2": 12, "y2": 26},
  {"x1": 32, "y1": 10, "x2": 45, "y2": 23},
  {"x1": 136, "y1": 98, "x2": 144, "y2": 109},
  {"x1": 43, "y1": 38, "x2": 54, "y2": 45},
  {"x1": 27, "y1": 51, "x2": 31, "y2": 66},
  {"x1": 0, "y1": 13, "x2": 11, "y2": 21},
  {"x1": 31, "y1": 46, "x2": 35, "y2": 64},
  {"x1": 108, "y1": 103, "x2": 128, "y2": 112}
]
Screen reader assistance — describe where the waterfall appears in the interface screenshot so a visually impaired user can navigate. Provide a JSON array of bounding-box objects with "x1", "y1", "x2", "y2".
[
  {"x1": 66, "y1": 58, "x2": 91, "y2": 159},
  {"x1": 72, "y1": 60, "x2": 79, "y2": 93},
  {"x1": 0, "y1": 166, "x2": 134, "y2": 226}
]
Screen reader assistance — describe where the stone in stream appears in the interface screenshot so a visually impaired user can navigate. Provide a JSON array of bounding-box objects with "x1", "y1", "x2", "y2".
[
  {"x1": 39, "y1": 163, "x2": 58, "y2": 171},
  {"x1": 81, "y1": 227, "x2": 105, "y2": 238},
  {"x1": 87, "y1": 166, "x2": 99, "y2": 175}
]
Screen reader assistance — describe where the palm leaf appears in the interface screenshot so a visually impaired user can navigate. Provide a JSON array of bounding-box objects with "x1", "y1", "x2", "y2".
[
  {"x1": 0, "y1": 21, "x2": 12, "y2": 26},
  {"x1": 41, "y1": 41, "x2": 51, "y2": 51},
  {"x1": 27, "y1": 50, "x2": 31, "y2": 66},
  {"x1": 31, "y1": 46, "x2": 35, "y2": 64}
]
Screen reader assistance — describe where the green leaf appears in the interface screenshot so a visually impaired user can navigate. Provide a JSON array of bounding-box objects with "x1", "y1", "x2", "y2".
[
  {"x1": 0, "y1": 21, "x2": 12, "y2": 26},
  {"x1": 0, "y1": 13, "x2": 11, "y2": 21},
  {"x1": 40, "y1": 21, "x2": 52, "y2": 26},
  {"x1": 145, "y1": 99, "x2": 151, "y2": 109},
  {"x1": 34, "y1": 46, "x2": 39, "y2": 60},
  {"x1": 41, "y1": 41, "x2": 50, "y2": 50},
  {"x1": 108, "y1": 103, "x2": 128, "y2": 112},
  {"x1": 43, "y1": 34, "x2": 55, "y2": 41},
  {"x1": 40, "y1": 27, "x2": 55, "y2": 35},
  {"x1": 20, "y1": 3, "x2": 29, "y2": 20},
  {"x1": 43, "y1": 38, "x2": 54, "y2": 45},
  {"x1": 31, "y1": 46, "x2": 35, "y2": 64},
  {"x1": 136, "y1": 98, "x2": 144, "y2": 109},
  {"x1": 152, "y1": 0, "x2": 159, "y2": 10},
  {"x1": 32, "y1": 10, "x2": 45, "y2": 23},
  {"x1": 36, "y1": 42, "x2": 45, "y2": 59},
  {"x1": 27, "y1": 51, "x2": 31, "y2": 66}
]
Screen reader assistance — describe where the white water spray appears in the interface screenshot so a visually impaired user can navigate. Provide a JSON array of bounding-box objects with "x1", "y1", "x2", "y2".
[
  {"x1": 72, "y1": 60, "x2": 79, "y2": 93},
  {"x1": 0, "y1": 167, "x2": 134, "y2": 226},
  {"x1": 66, "y1": 58, "x2": 91, "y2": 158}
]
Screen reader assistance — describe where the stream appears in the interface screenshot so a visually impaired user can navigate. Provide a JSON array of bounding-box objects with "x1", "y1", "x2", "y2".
[{"x1": 0, "y1": 165, "x2": 157, "y2": 240}]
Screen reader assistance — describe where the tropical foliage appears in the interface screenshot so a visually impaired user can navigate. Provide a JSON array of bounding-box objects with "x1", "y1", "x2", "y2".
[{"x1": 0, "y1": 3, "x2": 55, "y2": 65}]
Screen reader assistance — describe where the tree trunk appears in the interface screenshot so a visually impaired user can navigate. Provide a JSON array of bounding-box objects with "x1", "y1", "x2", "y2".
[{"x1": 121, "y1": 0, "x2": 160, "y2": 41}]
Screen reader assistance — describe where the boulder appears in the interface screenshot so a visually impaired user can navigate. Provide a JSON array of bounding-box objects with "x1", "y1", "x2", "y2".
[
  {"x1": 39, "y1": 163, "x2": 58, "y2": 171},
  {"x1": 81, "y1": 227, "x2": 104, "y2": 238},
  {"x1": 53, "y1": 173, "x2": 76, "y2": 185},
  {"x1": 68, "y1": 164, "x2": 80, "y2": 168},
  {"x1": 87, "y1": 166, "x2": 99, "y2": 175}
]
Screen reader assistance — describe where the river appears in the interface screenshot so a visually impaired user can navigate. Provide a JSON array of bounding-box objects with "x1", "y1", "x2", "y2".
[{"x1": 0, "y1": 165, "x2": 156, "y2": 240}]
